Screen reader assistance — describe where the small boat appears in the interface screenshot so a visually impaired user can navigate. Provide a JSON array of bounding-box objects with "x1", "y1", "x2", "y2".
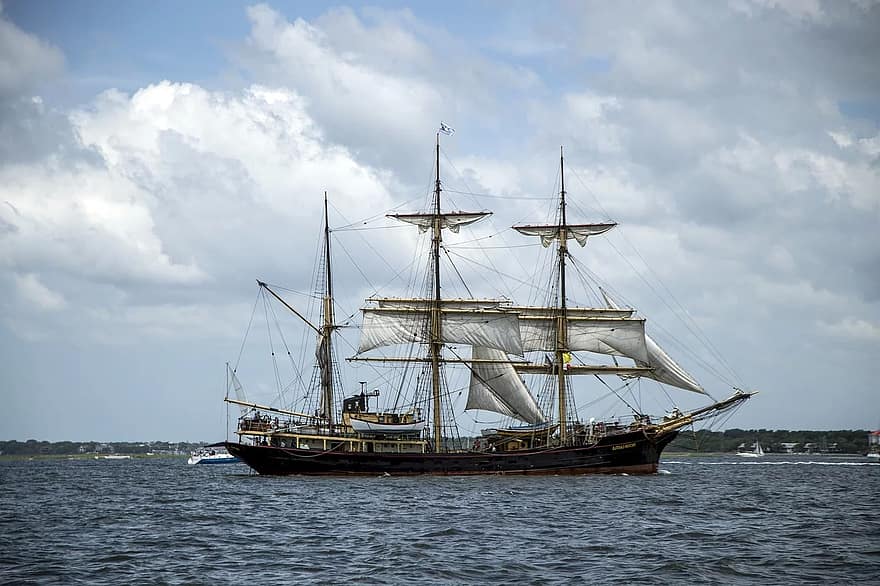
[
  {"x1": 188, "y1": 445, "x2": 239, "y2": 465},
  {"x1": 349, "y1": 416, "x2": 426, "y2": 435},
  {"x1": 95, "y1": 454, "x2": 131, "y2": 460},
  {"x1": 737, "y1": 441, "x2": 765, "y2": 458}
]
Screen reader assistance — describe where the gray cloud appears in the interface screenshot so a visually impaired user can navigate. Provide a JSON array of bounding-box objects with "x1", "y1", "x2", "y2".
[{"x1": 0, "y1": 6, "x2": 64, "y2": 98}]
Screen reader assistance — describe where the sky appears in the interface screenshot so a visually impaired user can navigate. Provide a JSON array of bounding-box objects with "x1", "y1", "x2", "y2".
[{"x1": 1, "y1": 0, "x2": 878, "y2": 442}]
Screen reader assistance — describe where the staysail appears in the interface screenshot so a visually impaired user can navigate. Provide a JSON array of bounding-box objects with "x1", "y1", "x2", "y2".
[
  {"x1": 466, "y1": 346, "x2": 545, "y2": 424},
  {"x1": 600, "y1": 289, "x2": 705, "y2": 394},
  {"x1": 227, "y1": 364, "x2": 249, "y2": 415}
]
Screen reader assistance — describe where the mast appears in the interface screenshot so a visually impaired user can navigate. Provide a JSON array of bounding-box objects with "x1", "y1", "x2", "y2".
[
  {"x1": 320, "y1": 192, "x2": 335, "y2": 431},
  {"x1": 512, "y1": 148, "x2": 619, "y2": 442},
  {"x1": 556, "y1": 146, "x2": 569, "y2": 444},
  {"x1": 430, "y1": 133, "x2": 443, "y2": 450},
  {"x1": 370, "y1": 129, "x2": 493, "y2": 449}
]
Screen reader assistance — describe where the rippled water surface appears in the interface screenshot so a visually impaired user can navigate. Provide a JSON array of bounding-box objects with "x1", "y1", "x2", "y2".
[{"x1": 1, "y1": 455, "x2": 878, "y2": 584}]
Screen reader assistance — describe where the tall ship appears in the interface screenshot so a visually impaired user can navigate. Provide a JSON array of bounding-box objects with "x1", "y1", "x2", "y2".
[{"x1": 225, "y1": 134, "x2": 754, "y2": 475}]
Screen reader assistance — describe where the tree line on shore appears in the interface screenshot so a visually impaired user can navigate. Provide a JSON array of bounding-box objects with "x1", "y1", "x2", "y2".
[
  {"x1": 667, "y1": 429, "x2": 872, "y2": 454},
  {"x1": 0, "y1": 440, "x2": 207, "y2": 457}
]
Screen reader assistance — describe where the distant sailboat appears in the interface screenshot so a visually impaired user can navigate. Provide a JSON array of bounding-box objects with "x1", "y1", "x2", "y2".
[{"x1": 737, "y1": 441, "x2": 765, "y2": 458}]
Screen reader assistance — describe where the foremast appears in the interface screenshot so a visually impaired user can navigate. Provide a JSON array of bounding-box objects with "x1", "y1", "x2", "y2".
[{"x1": 320, "y1": 192, "x2": 336, "y2": 432}]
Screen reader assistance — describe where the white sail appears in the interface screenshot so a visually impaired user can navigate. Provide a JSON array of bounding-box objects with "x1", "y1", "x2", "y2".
[
  {"x1": 601, "y1": 290, "x2": 705, "y2": 395},
  {"x1": 513, "y1": 222, "x2": 616, "y2": 247},
  {"x1": 640, "y1": 336, "x2": 705, "y2": 394},
  {"x1": 227, "y1": 365, "x2": 249, "y2": 415},
  {"x1": 389, "y1": 211, "x2": 490, "y2": 233},
  {"x1": 737, "y1": 440, "x2": 764, "y2": 457},
  {"x1": 466, "y1": 347, "x2": 545, "y2": 424},
  {"x1": 358, "y1": 308, "x2": 523, "y2": 355},
  {"x1": 518, "y1": 315, "x2": 650, "y2": 363}
]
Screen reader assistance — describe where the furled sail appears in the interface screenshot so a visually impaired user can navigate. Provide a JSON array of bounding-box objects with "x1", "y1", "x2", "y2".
[
  {"x1": 358, "y1": 307, "x2": 523, "y2": 355},
  {"x1": 315, "y1": 334, "x2": 332, "y2": 417},
  {"x1": 376, "y1": 298, "x2": 507, "y2": 311},
  {"x1": 466, "y1": 347, "x2": 545, "y2": 424},
  {"x1": 510, "y1": 306, "x2": 634, "y2": 319},
  {"x1": 513, "y1": 222, "x2": 616, "y2": 247},
  {"x1": 600, "y1": 290, "x2": 705, "y2": 395},
  {"x1": 389, "y1": 211, "x2": 491, "y2": 233},
  {"x1": 516, "y1": 313, "x2": 650, "y2": 363}
]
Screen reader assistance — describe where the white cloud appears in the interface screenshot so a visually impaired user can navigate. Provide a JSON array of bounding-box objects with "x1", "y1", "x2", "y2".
[
  {"x1": 732, "y1": 0, "x2": 826, "y2": 22},
  {"x1": 774, "y1": 147, "x2": 880, "y2": 211},
  {"x1": 236, "y1": 4, "x2": 542, "y2": 177},
  {"x1": 0, "y1": 5, "x2": 64, "y2": 97},
  {"x1": 242, "y1": 5, "x2": 443, "y2": 164},
  {"x1": 614, "y1": 30, "x2": 712, "y2": 94},
  {"x1": 83, "y1": 302, "x2": 249, "y2": 344},
  {"x1": 0, "y1": 80, "x2": 398, "y2": 342},
  {"x1": 0, "y1": 158, "x2": 207, "y2": 286},
  {"x1": 13, "y1": 272, "x2": 66, "y2": 311},
  {"x1": 561, "y1": 93, "x2": 624, "y2": 154},
  {"x1": 818, "y1": 317, "x2": 880, "y2": 341}
]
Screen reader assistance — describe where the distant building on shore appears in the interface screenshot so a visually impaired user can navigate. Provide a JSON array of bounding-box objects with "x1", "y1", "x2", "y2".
[{"x1": 869, "y1": 430, "x2": 880, "y2": 457}]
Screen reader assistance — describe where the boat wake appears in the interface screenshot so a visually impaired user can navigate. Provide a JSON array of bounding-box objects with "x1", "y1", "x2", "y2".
[{"x1": 677, "y1": 460, "x2": 878, "y2": 467}]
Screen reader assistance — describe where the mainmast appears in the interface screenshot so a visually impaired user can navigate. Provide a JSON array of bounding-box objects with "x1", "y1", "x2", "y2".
[
  {"x1": 320, "y1": 192, "x2": 336, "y2": 432},
  {"x1": 430, "y1": 133, "x2": 443, "y2": 450},
  {"x1": 365, "y1": 128, "x2": 495, "y2": 451},
  {"x1": 556, "y1": 147, "x2": 570, "y2": 444}
]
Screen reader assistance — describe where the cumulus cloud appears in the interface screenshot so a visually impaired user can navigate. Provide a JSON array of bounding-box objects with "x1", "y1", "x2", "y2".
[
  {"x1": 13, "y1": 272, "x2": 66, "y2": 311},
  {"x1": 239, "y1": 5, "x2": 442, "y2": 168},
  {"x1": 0, "y1": 80, "x2": 398, "y2": 342},
  {"x1": 0, "y1": 4, "x2": 64, "y2": 97},
  {"x1": 819, "y1": 317, "x2": 880, "y2": 341},
  {"x1": 1, "y1": 158, "x2": 207, "y2": 287},
  {"x1": 236, "y1": 4, "x2": 541, "y2": 176}
]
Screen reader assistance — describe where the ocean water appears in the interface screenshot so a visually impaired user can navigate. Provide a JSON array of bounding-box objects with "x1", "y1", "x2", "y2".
[{"x1": 1, "y1": 455, "x2": 877, "y2": 584}]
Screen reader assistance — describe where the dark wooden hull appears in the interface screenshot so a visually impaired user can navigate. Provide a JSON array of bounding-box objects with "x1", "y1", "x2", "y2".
[{"x1": 225, "y1": 429, "x2": 678, "y2": 476}]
